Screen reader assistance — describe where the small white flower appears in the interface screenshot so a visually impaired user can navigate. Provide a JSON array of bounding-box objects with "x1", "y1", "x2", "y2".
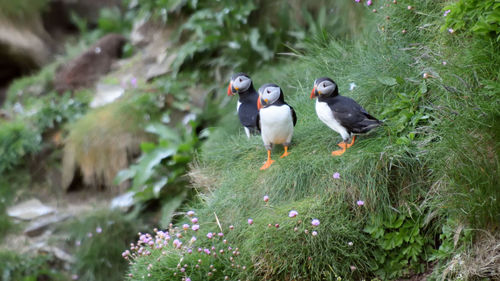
[{"x1": 349, "y1": 82, "x2": 357, "y2": 91}]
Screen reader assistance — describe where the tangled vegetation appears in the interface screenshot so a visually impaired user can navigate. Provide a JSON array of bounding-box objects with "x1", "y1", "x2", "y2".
[{"x1": 0, "y1": 0, "x2": 498, "y2": 280}]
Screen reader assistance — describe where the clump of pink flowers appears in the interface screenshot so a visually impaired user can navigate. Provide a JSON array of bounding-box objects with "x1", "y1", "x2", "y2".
[{"x1": 122, "y1": 213, "x2": 248, "y2": 279}]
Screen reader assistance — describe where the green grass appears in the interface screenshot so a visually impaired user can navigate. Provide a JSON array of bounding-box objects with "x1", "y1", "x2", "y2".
[
  {"x1": 126, "y1": 0, "x2": 499, "y2": 279},
  {"x1": 60, "y1": 209, "x2": 145, "y2": 281},
  {"x1": 0, "y1": 250, "x2": 66, "y2": 281}
]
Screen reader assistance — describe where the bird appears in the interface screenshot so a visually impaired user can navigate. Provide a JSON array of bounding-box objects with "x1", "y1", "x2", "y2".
[
  {"x1": 310, "y1": 77, "x2": 381, "y2": 156},
  {"x1": 227, "y1": 73, "x2": 260, "y2": 138},
  {"x1": 257, "y1": 83, "x2": 297, "y2": 170}
]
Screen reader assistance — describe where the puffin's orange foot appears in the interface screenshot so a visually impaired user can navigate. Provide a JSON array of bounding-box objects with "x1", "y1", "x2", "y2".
[
  {"x1": 260, "y1": 159, "x2": 275, "y2": 170},
  {"x1": 346, "y1": 136, "x2": 356, "y2": 148},
  {"x1": 337, "y1": 142, "x2": 347, "y2": 149},
  {"x1": 331, "y1": 147, "x2": 346, "y2": 156},
  {"x1": 280, "y1": 146, "x2": 290, "y2": 158}
]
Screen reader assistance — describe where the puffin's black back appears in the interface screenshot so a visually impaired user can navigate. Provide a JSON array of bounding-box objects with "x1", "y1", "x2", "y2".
[
  {"x1": 238, "y1": 85, "x2": 260, "y2": 129},
  {"x1": 320, "y1": 94, "x2": 381, "y2": 134}
]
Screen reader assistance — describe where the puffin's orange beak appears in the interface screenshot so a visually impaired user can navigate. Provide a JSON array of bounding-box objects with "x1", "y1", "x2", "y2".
[
  {"x1": 310, "y1": 86, "x2": 317, "y2": 99},
  {"x1": 227, "y1": 82, "x2": 234, "y2": 96},
  {"x1": 257, "y1": 98, "x2": 262, "y2": 110}
]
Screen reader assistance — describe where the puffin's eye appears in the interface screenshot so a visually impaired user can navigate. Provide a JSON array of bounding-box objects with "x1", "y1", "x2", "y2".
[
  {"x1": 239, "y1": 78, "x2": 242, "y2": 82},
  {"x1": 267, "y1": 89, "x2": 270, "y2": 93}
]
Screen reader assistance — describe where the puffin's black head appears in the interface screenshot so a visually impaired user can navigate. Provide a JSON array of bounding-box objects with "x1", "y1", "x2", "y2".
[
  {"x1": 257, "y1": 83, "x2": 283, "y2": 110},
  {"x1": 310, "y1": 77, "x2": 338, "y2": 99},
  {"x1": 228, "y1": 72, "x2": 253, "y2": 96}
]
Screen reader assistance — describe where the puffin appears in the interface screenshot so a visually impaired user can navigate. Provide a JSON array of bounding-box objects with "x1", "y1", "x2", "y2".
[
  {"x1": 310, "y1": 77, "x2": 381, "y2": 156},
  {"x1": 257, "y1": 83, "x2": 297, "y2": 170},
  {"x1": 227, "y1": 73, "x2": 260, "y2": 138}
]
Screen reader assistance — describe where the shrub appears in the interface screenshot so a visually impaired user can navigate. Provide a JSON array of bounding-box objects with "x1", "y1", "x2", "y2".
[
  {"x1": 65, "y1": 210, "x2": 145, "y2": 281},
  {"x1": 443, "y1": 0, "x2": 500, "y2": 40}
]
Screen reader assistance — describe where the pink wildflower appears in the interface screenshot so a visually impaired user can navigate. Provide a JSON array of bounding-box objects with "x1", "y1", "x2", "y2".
[
  {"x1": 182, "y1": 224, "x2": 190, "y2": 230},
  {"x1": 289, "y1": 210, "x2": 298, "y2": 218},
  {"x1": 263, "y1": 195, "x2": 269, "y2": 202},
  {"x1": 187, "y1": 210, "x2": 195, "y2": 217},
  {"x1": 192, "y1": 224, "x2": 200, "y2": 231},
  {"x1": 191, "y1": 217, "x2": 198, "y2": 224},
  {"x1": 311, "y1": 219, "x2": 320, "y2": 227},
  {"x1": 333, "y1": 172, "x2": 340, "y2": 179},
  {"x1": 248, "y1": 218, "x2": 253, "y2": 225},
  {"x1": 357, "y1": 200, "x2": 365, "y2": 206}
]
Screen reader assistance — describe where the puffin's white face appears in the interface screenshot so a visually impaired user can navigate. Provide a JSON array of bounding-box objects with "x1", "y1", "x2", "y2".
[
  {"x1": 259, "y1": 85, "x2": 281, "y2": 106},
  {"x1": 232, "y1": 75, "x2": 251, "y2": 93},
  {"x1": 315, "y1": 79, "x2": 336, "y2": 96}
]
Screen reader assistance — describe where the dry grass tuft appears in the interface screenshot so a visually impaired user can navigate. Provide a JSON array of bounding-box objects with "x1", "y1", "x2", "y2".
[
  {"x1": 187, "y1": 159, "x2": 218, "y2": 193},
  {"x1": 62, "y1": 97, "x2": 151, "y2": 192},
  {"x1": 442, "y1": 231, "x2": 500, "y2": 281}
]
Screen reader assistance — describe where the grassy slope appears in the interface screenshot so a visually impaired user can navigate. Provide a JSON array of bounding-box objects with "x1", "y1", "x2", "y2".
[{"x1": 127, "y1": 0, "x2": 499, "y2": 280}]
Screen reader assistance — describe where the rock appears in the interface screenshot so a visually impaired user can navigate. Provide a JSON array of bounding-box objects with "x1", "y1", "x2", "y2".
[
  {"x1": 90, "y1": 83, "x2": 125, "y2": 108},
  {"x1": 145, "y1": 52, "x2": 177, "y2": 81},
  {"x1": 0, "y1": 15, "x2": 53, "y2": 105},
  {"x1": 38, "y1": 246, "x2": 76, "y2": 264},
  {"x1": 54, "y1": 34, "x2": 127, "y2": 93},
  {"x1": 7, "y1": 199, "x2": 55, "y2": 220},
  {"x1": 24, "y1": 214, "x2": 72, "y2": 237},
  {"x1": 110, "y1": 191, "x2": 135, "y2": 210}
]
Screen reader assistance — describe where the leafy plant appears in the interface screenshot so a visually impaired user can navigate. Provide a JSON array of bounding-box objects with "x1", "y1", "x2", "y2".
[
  {"x1": 379, "y1": 86, "x2": 433, "y2": 146},
  {"x1": 115, "y1": 117, "x2": 200, "y2": 227},
  {"x1": 443, "y1": 0, "x2": 500, "y2": 40},
  {"x1": 364, "y1": 211, "x2": 434, "y2": 279},
  {"x1": 0, "y1": 251, "x2": 66, "y2": 281},
  {"x1": 0, "y1": 93, "x2": 88, "y2": 174},
  {"x1": 65, "y1": 210, "x2": 145, "y2": 281},
  {"x1": 0, "y1": 120, "x2": 41, "y2": 173}
]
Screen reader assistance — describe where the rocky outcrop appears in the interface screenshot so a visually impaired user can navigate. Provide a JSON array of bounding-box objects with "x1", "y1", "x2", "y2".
[{"x1": 54, "y1": 34, "x2": 127, "y2": 93}]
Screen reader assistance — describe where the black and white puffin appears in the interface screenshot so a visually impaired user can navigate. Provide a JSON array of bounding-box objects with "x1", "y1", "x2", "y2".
[
  {"x1": 310, "y1": 77, "x2": 381, "y2": 156},
  {"x1": 257, "y1": 83, "x2": 297, "y2": 170},
  {"x1": 227, "y1": 73, "x2": 260, "y2": 138}
]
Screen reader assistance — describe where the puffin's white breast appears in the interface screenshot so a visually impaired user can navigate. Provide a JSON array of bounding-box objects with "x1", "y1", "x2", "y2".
[
  {"x1": 259, "y1": 105, "x2": 294, "y2": 145},
  {"x1": 315, "y1": 99, "x2": 349, "y2": 139}
]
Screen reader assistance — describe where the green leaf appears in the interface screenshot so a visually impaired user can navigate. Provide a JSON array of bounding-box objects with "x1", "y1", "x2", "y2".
[
  {"x1": 132, "y1": 148, "x2": 176, "y2": 189},
  {"x1": 377, "y1": 76, "x2": 398, "y2": 86},
  {"x1": 420, "y1": 80, "x2": 428, "y2": 94},
  {"x1": 152, "y1": 177, "x2": 168, "y2": 197},
  {"x1": 159, "y1": 193, "x2": 186, "y2": 228},
  {"x1": 140, "y1": 142, "x2": 157, "y2": 153},
  {"x1": 145, "y1": 123, "x2": 181, "y2": 143},
  {"x1": 114, "y1": 169, "x2": 136, "y2": 185},
  {"x1": 381, "y1": 232, "x2": 404, "y2": 250}
]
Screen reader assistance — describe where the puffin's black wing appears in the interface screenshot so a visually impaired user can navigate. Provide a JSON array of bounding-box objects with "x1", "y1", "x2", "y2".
[
  {"x1": 237, "y1": 89, "x2": 260, "y2": 130},
  {"x1": 327, "y1": 96, "x2": 381, "y2": 134},
  {"x1": 289, "y1": 105, "x2": 297, "y2": 127},
  {"x1": 238, "y1": 102, "x2": 259, "y2": 128}
]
